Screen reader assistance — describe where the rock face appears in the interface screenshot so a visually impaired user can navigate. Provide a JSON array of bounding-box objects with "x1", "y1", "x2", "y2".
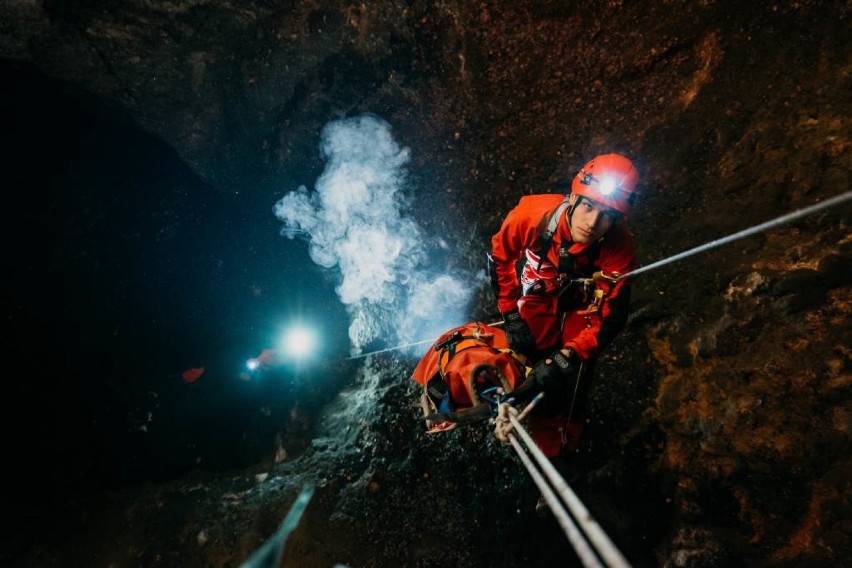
[{"x1": 2, "y1": 1, "x2": 850, "y2": 567}]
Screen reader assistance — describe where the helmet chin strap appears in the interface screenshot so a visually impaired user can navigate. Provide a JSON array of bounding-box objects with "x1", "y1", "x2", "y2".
[{"x1": 565, "y1": 194, "x2": 581, "y2": 231}]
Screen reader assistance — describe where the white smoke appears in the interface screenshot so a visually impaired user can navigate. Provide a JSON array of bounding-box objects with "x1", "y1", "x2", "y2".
[{"x1": 274, "y1": 114, "x2": 477, "y2": 354}]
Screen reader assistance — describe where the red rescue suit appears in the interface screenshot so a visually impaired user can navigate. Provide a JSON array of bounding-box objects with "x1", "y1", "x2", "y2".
[{"x1": 491, "y1": 194, "x2": 636, "y2": 456}]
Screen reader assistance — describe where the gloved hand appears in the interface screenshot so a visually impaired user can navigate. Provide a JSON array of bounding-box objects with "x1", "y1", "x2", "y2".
[
  {"x1": 527, "y1": 348, "x2": 580, "y2": 395},
  {"x1": 502, "y1": 310, "x2": 536, "y2": 354}
]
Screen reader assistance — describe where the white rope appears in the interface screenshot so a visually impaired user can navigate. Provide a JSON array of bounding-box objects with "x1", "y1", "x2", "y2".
[
  {"x1": 345, "y1": 320, "x2": 505, "y2": 360},
  {"x1": 240, "y1": 483, "x2": 314, "y2": 568},
  {"x1": 344, "y1": 191, "x2": 851, "y2": 360},
  {"x1": 345, "y1": 337, "x2": 437, "y2": 360},
  {"x1": 507, "y1": 413, "x2": 632, "y2": 568},
  {"x1": 508, "y1": 433, "x2": 604, "y2": 568},
  {"x1": 619, "y1": 190, "x2": 852, "y2": 281}
]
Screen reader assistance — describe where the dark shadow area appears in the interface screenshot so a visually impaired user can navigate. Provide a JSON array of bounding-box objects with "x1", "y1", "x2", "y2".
[{"x1": 0, "y1": 58, "x2": 350, "y2": 551}]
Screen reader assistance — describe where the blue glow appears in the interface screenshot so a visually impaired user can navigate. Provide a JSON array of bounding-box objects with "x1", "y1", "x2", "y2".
[{"x1": 282, "y1": 326, "x2": 316, "y2": 358}]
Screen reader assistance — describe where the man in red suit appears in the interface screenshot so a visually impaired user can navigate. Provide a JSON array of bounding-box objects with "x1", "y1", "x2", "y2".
[{"x1": 489, "y1": 154, "x2": 640, "y2": 460}]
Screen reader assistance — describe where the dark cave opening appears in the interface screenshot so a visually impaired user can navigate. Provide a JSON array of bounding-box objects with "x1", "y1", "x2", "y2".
[{"x1": 0, "y1": 59, "x2": 351, "y2": 510}]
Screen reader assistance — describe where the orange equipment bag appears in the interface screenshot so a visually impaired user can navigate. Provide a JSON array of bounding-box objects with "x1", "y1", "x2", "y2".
[{"x1": 411, "y1": 322, "x2": 528, "y2": 418}]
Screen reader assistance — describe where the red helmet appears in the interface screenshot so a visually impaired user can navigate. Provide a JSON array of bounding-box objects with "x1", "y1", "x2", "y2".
[{"x1": 570, "y1": 153, "x2": 639, "y2": 216}]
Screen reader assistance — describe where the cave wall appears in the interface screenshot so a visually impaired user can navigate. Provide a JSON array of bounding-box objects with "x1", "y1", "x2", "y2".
[{"x1": 2, "y1": 0, "x2": 850, "y2": 566}]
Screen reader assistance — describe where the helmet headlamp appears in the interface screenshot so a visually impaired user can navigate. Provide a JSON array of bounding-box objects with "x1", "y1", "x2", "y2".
[
  {"x1": 579, "y1": 169, "x2": 618, "y2": 195},
  {"x1": 571, "y1": 154, "x2": 639, "y2": 216}
]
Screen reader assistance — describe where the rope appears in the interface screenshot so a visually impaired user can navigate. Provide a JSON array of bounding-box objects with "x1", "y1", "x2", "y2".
[
  {"x1": 618, "y1": 190, "x2": 852, "y2": 281},
  {"x1": 493, "y1": 195, "x2": 852, "y2": 565},
  {"x1": 506, "y1": 411, "x2": 631, "y2": 568},
  {"x1": 346, "y1": 337, "x2": 437, "y2": 360},
  {"x1": 240, "y1": 483, "x2": 314, "y2": 568},
  {"x1": 345, "y1": 321, "x2": 505, "y2": 360},
  {"x1": 508, "y1": 433, "x2": 604, "y2": 568},
  {"x1": 347, "y1": 190, "x2": 851, "y2": 359}
]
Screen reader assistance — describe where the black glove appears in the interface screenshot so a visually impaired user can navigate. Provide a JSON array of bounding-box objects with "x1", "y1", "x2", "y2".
[
  {"x1": 502, "y1": 310, "x2": 536, "y2": 354},
  {"x1": 515, "y1": 348, "x2": 580, "y2": 403},
  {"x1": 504, "y1": 349, "x2": 582, "y2": 412},
  {"x1": 529, "y1": 349, "x2": 578, "y2": 392}
]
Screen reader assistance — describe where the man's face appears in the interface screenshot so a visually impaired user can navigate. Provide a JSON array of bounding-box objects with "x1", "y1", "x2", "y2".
[{"x1": 567, "y1": 194, "x2": 618, "y2": 243}]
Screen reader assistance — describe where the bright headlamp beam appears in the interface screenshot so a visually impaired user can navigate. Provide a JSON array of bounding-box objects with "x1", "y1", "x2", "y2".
[{"x1": 598, "y1": 177, "x2": 617, "y2": 195}]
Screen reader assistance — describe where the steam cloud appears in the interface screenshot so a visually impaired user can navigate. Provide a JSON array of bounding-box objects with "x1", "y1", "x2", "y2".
[{"x1": 274, "y1": 114, "x2": 479, "y2": 354}]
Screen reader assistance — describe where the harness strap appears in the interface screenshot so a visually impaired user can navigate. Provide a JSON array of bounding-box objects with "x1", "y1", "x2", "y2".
[
  {"x1": 428, "y1": 326, "x2": 529, "y2": 413},
  {"x1": 436, "y1": 334, "x2": 489, "y2": 373},
  {"x1": 535, "y1": 197, "x2": 572, "y2": 271}
]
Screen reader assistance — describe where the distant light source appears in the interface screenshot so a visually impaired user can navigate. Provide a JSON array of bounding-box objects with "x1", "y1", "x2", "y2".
[
  {"x1": 246, "y1": 358, "x2": 260, "y2": 371},
  {"x1": 283, "y1": 326, "x2": 316, "y2": 358},
  {"x1": 598, "y1": 177, "x2": 617, "y2": 195}
]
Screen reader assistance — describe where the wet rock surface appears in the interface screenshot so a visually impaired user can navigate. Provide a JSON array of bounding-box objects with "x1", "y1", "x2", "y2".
[{"x1": 2, "y1": 1, "x2": 851, "y2": 567}]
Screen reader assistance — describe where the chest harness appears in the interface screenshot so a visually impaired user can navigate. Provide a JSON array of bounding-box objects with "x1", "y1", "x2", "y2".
[{"x1": 530, "y1": 196, "x2": 621, "y2": 317}]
